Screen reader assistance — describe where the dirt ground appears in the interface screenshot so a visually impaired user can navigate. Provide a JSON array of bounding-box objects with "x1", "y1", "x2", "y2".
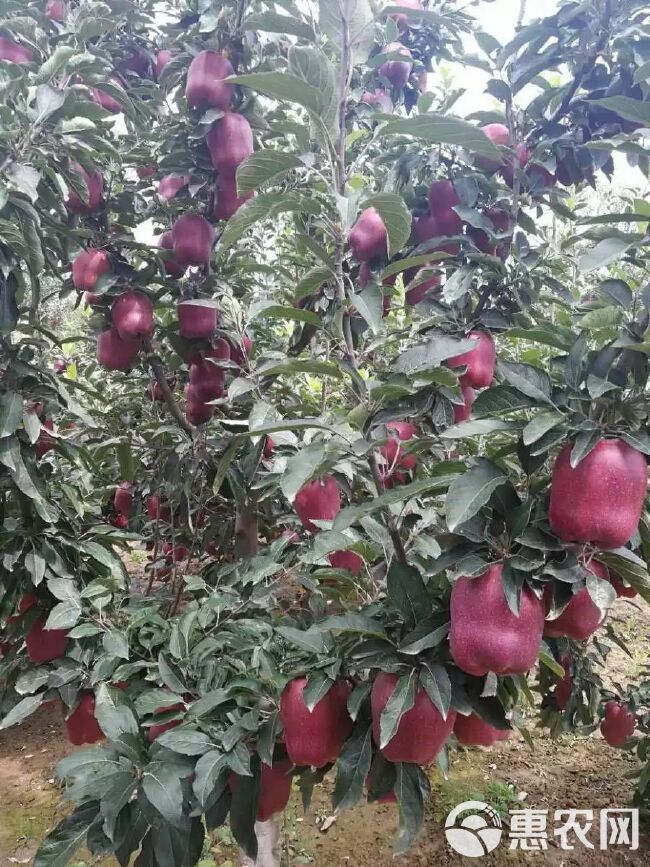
[{"x1": 0, "y1": 598, "x2": 647, "y2": 866}]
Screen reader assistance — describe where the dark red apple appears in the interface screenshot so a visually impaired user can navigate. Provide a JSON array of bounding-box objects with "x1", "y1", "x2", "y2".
[
  {"x1": 90, "y1": 86, "x2": 122, "y2": 114},
  {"x1": 45, "y1": 0, "x2": 67, "y2": 21},
  {"x1": 66, "y1": 161, "x2": 103, "y2": 214},
  {"x1": 448, "y1": 330, "x2": 496, "y2": 388},
  {"x1": 229, "y1": 759, "x2": 293, "y2": 821},
  {"x1": 404, "y1": 268, "x2": 440, "y2": 305},
  {"x1": 26, "y1": 613, "x2": 68, "y2": 663},
  {"x1": 544, "y1": 559, "x2": 608, "y2": 641},
  {"x1": 453, "y1": 386, "x2": 475, "y2": 423},
  {"x1": 380, "y1": 421, "x2": 418, "y2": 471},
  {"x1": 154, "y1": 49, "x2": 172, "y2": 80},
  {"x1": 72, "y1": 248, "x2": 110, "y2": 293},
  {"x1": 109, "y1": 513, "x2": 128, "y2": 529},
  {"x1": 171, "y1": 215, "x2": 215, "y2": 267},
  {"x1": 450, "y1": 563, "x2": 545, "y2": 676},
  {"x1": 263, "y1": 437, "x2": 274, "y2": 459},
  {"x1": 188, "y1": 352, "x2": 225, "y2": 401},
  {"x1": 147, "y1": 702, "x2": 185, "y2": 742},
  {"x1": 280, "y1": 677, "x2": 352, "y2": 767},
  {"x1": 229, "y1": 334, "x2": 252, "y2": 367},
  {"x1": 158, "y1": 174, "x2": 190, "y2": 201},
  {"x1": 454, "y1": 713, "x2": 510, "y2": 746},
  {"x1": 146, "y1": 495, "x2": 171, "y2": 522},
  {"x1": 158, "y1": 230, "x2": 186, "y2": 277},
  {"x1": 501, "y1": 142, "x2": 531, "y2": 187},
  {"x1": 526, "y1": 163, "x2": 556, "y2": 189},
  {"x1": 361, "y1": 88, "x2": 392, "y2": 112},
  {"x1": 349, "y1": 208, "x2": 387, "y2": 262},
  {"x1": 549, "y1": 439, "x2": 647, "y2": 549},
  {"x1": 294, "y1": 475, "x2": 341, "y2": 532},
  {"x1": 427, "y1": 180, "x2": 461, "y2": 235},
  {"x1": 162, "y1": 542, "x2": 188, "y2": 562},
  {"x1": 475, "y1": 123, "x2": 512, "y2": 172},
  {"x1": 600, "y1": 700, "x2": 635, "y2": 747},
  {"x1": 388, "y1": 0, "x2": 423, "y2": 31},
  {"x1": 136, "y1": 165, "x2": 156, "y2": 180},
  {"x1": 328, "y1": 550, "x2": 363, "y2": 575},
  {"x1": 96, "y1": 328, "x2": 141, "y2": 371},
  {"x1": 610, "y1": 575, "x2": 637, "y2": 599},
  {"x1": 214, "y1": 172, "x2": 253, "y2": 220},
  {"x1": 53, "y1": 358, "x2": 67, "y2": 374},
  {"x1": 114, "y1": 481, "x2": 133, "y2": 517},
  {"x1": 185, "y1": 50, "x2": 234, "y2": 110},
  {"x1": 177, "y1": 300, "x2": 218, "y2": 339},
  {"x1": 371, "y1": 672, "x2": 456, "y2": 764},
  {"x1": 378, "y1": 42, "x2": 413, "y2": 88},
  {"x1": 412, "y1": 213, "x2": 460, "y2": 254},
  {"x1": 64, "y1": 691, "x2": 104, "y2": 745},
  {"x1": 468, "y1": 208, "x2": 512, "y2": 257},
  {"x1": 119, "y1": 45, "x2": 149, "y2": 78},
  {"x1": 35, "y1": 420, "x2": 55, "y2": 458},
  {"x1": 111, "y1": 291, "x2": 154, "y2": 340},
  {"x1": 206, "y1": 112, "x2": 254, "y2": 174},
  {"x1": 0, "y1": 36, "x2": 34, "y2": 64}
]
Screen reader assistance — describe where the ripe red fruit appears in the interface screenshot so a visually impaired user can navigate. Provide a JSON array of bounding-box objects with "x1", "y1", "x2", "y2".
[
  {"x1": 412, "y1": 213, "x2": 460, "y2": 254},
  {"x1": 96, "y1": 328, "x2": 141, "y2": 371},
  {"x1": 468, "y1": 208, "x2": 512, "y2": 257},
  {"x1": 19, "y1": 592, "x2": 39, "y2": 614},
  {"x1": 294, "y1": 475, "x2": 341, "y2": 533},
  {"x1": 349, "y1": 208, "x2": 388, "y2": 262},
  {"x1": 388, "y1": 0, "x2": 423, "y2": 31},
  {"x1": 371, "y1": 672, "x2": 456, "y2": 764},
  {"x1": 448, "y1": 330, "x2": 496, "y2": 389},
  {"x1": 229, "y1": 334, "x2": 253, "y2": 367},
  {"x1": 600, "y1": 701, "x2": 635, "y2": 747},
  {"x1": 114, "y1": 481, "x2": 133, "y2": 517},
  {"x1": 214, "y1": 172, "x2": 253, "y2": 220},
  {"x1": 555, "y1": 655, "x2": 572, "y2": 711},
  {"x1": 206, "y1": 112, "x2": 254, "y2": 174},
  {"x1": 147, "y1": 495, "x2": 171, "y2": 522},
  {"x1": 177, "y1": 301, "x2": 218, "y2": 340},
  {"x1": 186, "y1": 50, "x2": 234, "y2": 110},
  {"x1": 381, "y1": 421, "x2": 418, "y2": 471},
  {"x1": 158, "y1": 231, "x2": 186, "y2": 278},
  {"x1": 66, "y1": 162, "x2": 103, "y2": 214},
  {"x1": 378, "y1": 42, "x2": 413, "y2": 89},
  {"x1": 454, "y1": 713, "x2": 510, "y2": 747},
  {"x1": 147, "y1": 702, "x2": 185, "y2": 742},
  {"x1": 453, "y1": 386, "x2": 475, "y2": 424},
  {"x1": 45, "y1": 0, "x2": 67, "y2": 21},
  {"x1": 475, "y1": 123, "x2": 512, "y2": 172},
  {"x1": 0, "y1": 36, "x2": 33, "y2": 64},
  {"x1": 328, "y1": 550, "x2": 363, "y2": 575},
  {"x1": 263, "y1": 437, "x2": 274, "y2": 459},
  {"x1": 162, "y1": 542, "x2": 188, "y2": 563},
  {"x1": 53, "y1": 358, "x2": 67, "y2": 374},
  {"x1": 549, "y1": 439, "x2": 647, "y2": 549},
  {"x1": 71, "y1": 248, "x2": 110, "y2": 293},
  {"x1": 501, "y1": 142, "x2": 531, "y2": 187},
  {"x1": 427, "y1": 181, "x2": 461, "y2": 234},
  {"x1": 280, "y1": 677, "x2": 352, "y2": 767},
  {"x1": 90, "y1": 85, "x2": 122, "y2": 114},
  {"x1": 35, "y1": 420, "x2": 55, "y2": 457},
  {"x1": 154, "y1": 49, "x2": 172, "y2": 80},
  {"x1": 171, "y1": 215, "x2": 215, "y2": 267},
  {"x1": 109, "y1": 513, "x2": 128, "y2": 529},
  {"x1": 119, "y1": 45, "x2": 149, "y2": 77},
  {"x1": 26, "y1": 613, "x2": 68, "y2": 663},
  {"x1": 65, "y1": 692, "x2": 104, "y2": 746},
  {"x1": 610, "y1": 575, "x2": 637, "y2": 599},
  {"x1": 361, "y1": 88, "x2": 392, "y2": 112},
  {"x1": 230, "y1": 760, "x2": 293, "y2": 821},
  {"x1": 405, "y1": 268, "x2": 440, "y2": 305},
  {"x1": 136, "y1": 165, "x2": 156, "y2": 180},
  {"x1": 450, "y1": 563, "x2": 545, "y2": 676},
  {"x1": 544, "y1": 559, "x2": 609, "y2": 641},
  {"x1": 526, "y1": 163, "x2": 556, "y2": 189},
  {"x1": 158, "y1": 174, "x2": 190, "y2": 201},
  {"x1": 111, "y1": 291, "x2": 154, "y2": 340}
]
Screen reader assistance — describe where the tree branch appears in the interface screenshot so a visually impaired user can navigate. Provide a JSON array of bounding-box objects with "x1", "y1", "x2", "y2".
[
  {"x1": 143, "y1": 337, "x2": 194, "y2": 436},
  {"x1": 368, "y1": 453, "x2": 408, "y2": 565}
]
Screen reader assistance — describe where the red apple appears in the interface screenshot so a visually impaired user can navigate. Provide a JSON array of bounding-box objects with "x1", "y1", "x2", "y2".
[
  {"x1": 35, "y1": 420, "x2": 55, "y2": 458},
  {"x1": 450, "y1": 563, "x2": 545, "y2": 676},
  {"x1": 158, "y1": 231, "x2": 186, "y2": 278},
  {"x1": 188, "y1": 352, "x2": 225, "y2": 401},
  {"x1": 349, "y1": 208, "x2": 388, "y2": 262},
  {"x1": 229, "y1": 334, "x2": 253, "y2": 367},
  {"x1": 66, "y1": 161, "x2": 103, "y2": 214},
  {"x1": 146, "y1": 495, "x2": 171, "y2": 522},
  {"x1": 388, "y1": 0, "x2": 423, "y2": 31},
  {"x1": 328, "y1": 550, "x2": 363, "y2": 575},
  {"x1": 361, "y1": 88, "x2": 392, "y2": 112},
  {"x1": 526, "y1": 163, "x2": 556, "y2": 189},
  {"x1": 111, "y1": 291, "x2": 154, "y2": 340},
  {"x1": 119, "y1": 45, "x2": 150, "y2": 77},
  {"x1": 263, "y1": 437, "x2": 274, "y2": 459},
  {"x1": 468, "y1": 208, "x2": 512, "y2": 257},
  {"x1": 544, "y1": 559, "x2": 609, "y2": 641},
  {"x1": 26, "y1": 613, "x2": 68, "y2": 663},
  {"x1": 109, "y1": 513, "x2": 128, "y2": 529},
  {"x1": 600, "y1": 700, "x2": 635, "y2": 747},
  {"x1": 549, "y1": 439, "x2": 647, "y2": 549},
  {"x1": 206, "y1": 112, "x2": 254, "y2": 174},
  {"x1": 96, "y1": 328, "x2": 141, "y2": 371},
  {"x1": 378, "y1": 42, "x2": 413, "y2": 89},
  {"x1": 185, "y1": 50, "x2": 234, "y2": 110},
  {"x1": 475, "y1": 123, "x2": 512, "y2": 172},
  {"x1": 72, "y1": 248, "x2": 110, "y2": 293},
  {"x1": 136, "y1": 165, "x2": 156, "y2": 180},
  {"x1": 610, "y1": 575, "x2": 637, "y2": 599},
  {"x1": 453, "y1": 386, "x2": 475, "y2": 424},
  {"x1": 154, "y1": 49, "x2": 172, "y2": 80},
  {"x1": 501, "y1": 142, "x2": 531, "y2": 187},
  {"x1": 371, "y1": 672, "x2": 456, "y2": 764},
  {"x1": 380, "y1": 421, "x2": 418, "y2": 471},
  {"x1": 427, "y1": 180, "x2": 461, "y2": 235},
  {"x1": 294, "y1": 475, "x2": 341, "y2": 533},
  {"x1": 147, "y1": 702, "x2": 185, "y2": 742},
  {"x1": 171, "y1": 215, "x2": 215, "y2": 267},
  {"x1": 64, "y1": 691, "x2": 104, "y2": 746},
  {"x1": 114, "y1": 481, "x2": 133, "y2": 517},
  {"x1": 53, "y1": 358, "x2": 67, "y2": 374},
  {"x1": 454, "y1": 713, "x2": 510, "y2": 747},
  {"x1": 177, "y1": 300, "x2": 218, "y2": 339},
  {"x1": 45, "y1": 0, "x2": 67, "y2": 21},
  {"x1": 412, "y1": 213, "x2": 460, "y2": 253},
  {"x1": 448, "y1": 330, "x2": 496, "y2": 388},
  {"x1": 280, "y1": 677, "x2": 352, "y2": 767},
  {"x1": 256, "y1": 759, "x2": 293, "y2": 821},
  {"x1": 90, "y1": 86, "x2": 122, "y2": 114},
  {"x1": 404, "y1": 268, "x2": 440, "y2": 305},
  {"x1": 0, "y1": 36, "x2": 33, "y2": 64},
  {"x1": 158, "y1": 174, "x2": 190, "y2": 201},
  {"x1": 214, "y1": 172, "x2": 253, "y2": 220}
]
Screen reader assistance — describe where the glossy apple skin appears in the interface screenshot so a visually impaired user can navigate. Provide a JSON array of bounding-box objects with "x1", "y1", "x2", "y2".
[
  {"x1": 294, "y1": 476, "x2": 341, "y2": 533},
  {"x1": 186, "y1": 50, "x2": 234, "y2": 110},
  {"x1": 158, "y1": 231, "x2": 186, "y2": 277},
  {"x1": 555, "y1": 655, "x2": 572, "y2": 711},
  {"x1": 448, "y1": 330, "x2": 496, "y2": 388},
  {"x1": 35, "y1": 420, "x2": 56, "y2": 458},
  {"x1": 349, "y1": 207, "x2": 387, "y2": 261},
  {"x1": 600, "y1": 700, "x2": 635, "y2": 747},
  {"x1": 468, "y1": 208, "x2": 512, "y2": 258},
  {"x1": 378, "y1": 42, "x2": 413, "y2": 88},
  {"x1": 475, "y1": 123, "x2": 512, "y2": 172},
  {"x1": 66, "y1": 162, "x2": 103, "y2": 214},
  {"x1": 230, "y1": 334, "x2": 253, "y2": 367},
  {"x1": 0, "y1": 37, "x2": 33, "y2": 64},
  {"x1": 158, "y1": 174, "x2": 190, "y2": 201},
  {"x1": 371, "y1": 672, "x2": 456, "y2": 764},
  {"x1": 154, "y1": 49, "x2": 172, "y2": 80},
  {"x1": 189, "y1": 353, "x2": 225, "y2": 401},
  {"x1": 45, "y1": 0, "x2": 67, "y2": 21},
  {"x1": 280, "y1": 677, "x2": 352, "y2": 767},
  {"x1": 146, "y1": 495, "x2": 171, "y2": 522},
  {"x1": 610, "y1": 575, "x2": 637, "y2": 599},
  {"x1": 214, "y1": 172, "x2": 253, "y2": 220},
  {"x1": 380, "y1": 421, "x2": 418, "y2": 471},
  {"x1": 328, "y1": 550, "x2": 363, "y2": 575},
  {"x1": 427, "y1": 180, "x2": 461, "y2": 234},
  {"x1": 177, "y1": 301, "x2": 218, "y2": 340},
  {"x1": 453, "y1": 386, "x2": 475, "y2": 424},
  {"x1": 549, "y1": 439, "x2": 647, "y2": 549},
  {"x1": 110, "y1": 513, "x2": 128, "y2": 529},
  {"x1": 412, "y1": 214, "x2": 460, "y2": 254},
  {"x1": 96, "y1": 328, "x2": 141, "y2": 371},
  {"x1": 171, "y1": 215, "x2": 215, "y2": 267},
  {"x1": 26, "y1": 613, "x2": 68, "y2": 663},
  {"x1": 501, "y1": 142, "x2": 531, "y2": 186},
  {"x1": 90, "y1": 86, "x2": 122, "y2": 114},
  {"x1": 450, "y1": 563, "x2": 545, "y2": 676},
  {"x1": 65, "y1": 692, "x2": 104, "y2": 746},
  {"x1": 114, "y1": 481, "x2": 133, "y2": 516},
  {"x1": 206, "y1": 112, "x2": 254, "y2": 173},
  {"x1": 544, "y1": 560, "x2": 608, "y2": 641},
  {"x1": 454, "y1": 713, "x2": 510, "y2": 747},
  {"x1": 361, "y1": 88, "x2": 392, "y2": 112},
  {"x1": 72, "y1": 249, "x2": 110, "y2": 293},
  {"x1": 230, "y1": 760, "x2": 293, "y2": 821},
  {"x1": 112, "y1": 291, "x2": 154, "y2": 340}
]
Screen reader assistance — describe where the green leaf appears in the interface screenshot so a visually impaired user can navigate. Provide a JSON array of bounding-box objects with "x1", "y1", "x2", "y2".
[
  {"x1": 621, "y1": 430, "x2": 650, "y2": 456},
  {"x1": 522, "y1": 411, "x2": 565, "y2": 446},
  {"x1": 252, "y1": 303, "x2": 321, "y2": 327},
  {"x1": 333, "y1": 723, "x2": 372, "y2": 811},
  {"x1": 141, "y1": 762, "x2": 184, "y2": 826},
  {"x1": 319, "y1": 0, "x2": 375, "y2": 64},
  {"x1": 156, "y1": 728, "x2": 213, "y2": 756},
  {"x1": 498, "y1": 360, "x2": 553, "y2": 404},
  {"x1": 35, "y1": 45, "x2": 78, "y2": 83},
  {"x1": 578, "y1": 237, "x2": 631, "y2": 272},
  {"x1": 193, "y1": 750, "x2": 228, "y2": 807},
  {"x1": 380, "y1": 673, "x2": 415, "y2": 749},
  {"x1": 6, "y1": 163, "x2": 40, "y2": 202},
  {"x1": 228, "y1": 72, "x2": 323, "y2": 114},
  {"x1": 419, "y1": 663, "x2": 452, "y2": 719},
  {"x1": 362, "y1": 193, "x2": 411, "y2": 257},
  {"x1": 243, "y1": 10, "x2": 315, "y2": 40},
  {"x1": 237, "y1": 150, "x2": 303, "y2": 194},
  {"x1": 588, "y1": 96, "x2": 650, "y2": 127},
  {"x1": 45, "y1": 599, "x2": 81, "y2": 630},
  {"x1": 34, "y1": 84, "x2": 65, "y2": 124},
  {"x1": 386, "y1": 561, "x2": 428, "y2": 627},
  {"x1": 0, "y1": 695, "x2": 43, "y2": 730},
  {"x1": 445, "y1": 459, "x2": 506, "y2": 532},
  {"x1": 34, "y1": 802, "x2": 100, "y2": 867},
  {"x1": 219, "y1": 192, "x2": 320, "y2": 251},
  {"x1": 103, "y1": 630, "x2": 129, "y2": 660},
  {"x1": 377, "y1": 114, "x2": 502, "y2": 159},
  {"x1": 394, "y1": 764, "x2": 426, "y2": 854},
  {"x1": 0, "y1": 391, "x2": 22, "y2": 437}
]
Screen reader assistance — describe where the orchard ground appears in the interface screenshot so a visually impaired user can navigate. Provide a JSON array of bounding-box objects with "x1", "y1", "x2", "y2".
[{"x1": 1, "y1": 598, "x2": 647, "y2": 867}]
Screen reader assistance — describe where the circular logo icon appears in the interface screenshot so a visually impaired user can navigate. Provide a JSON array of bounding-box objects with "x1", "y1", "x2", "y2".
[{"x1": 445, "y1": 800, "x2": 503, "y2": 858}]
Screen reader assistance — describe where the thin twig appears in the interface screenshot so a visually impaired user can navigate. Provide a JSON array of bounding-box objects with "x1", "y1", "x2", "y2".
[{"x1": 143, "y1": 337, "x2": 194, "y2": 436}]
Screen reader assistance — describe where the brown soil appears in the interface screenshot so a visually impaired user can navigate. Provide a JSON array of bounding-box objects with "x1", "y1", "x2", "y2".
[{"x1": 1, "y1": 599, "x2": 647, "y2": 866}]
